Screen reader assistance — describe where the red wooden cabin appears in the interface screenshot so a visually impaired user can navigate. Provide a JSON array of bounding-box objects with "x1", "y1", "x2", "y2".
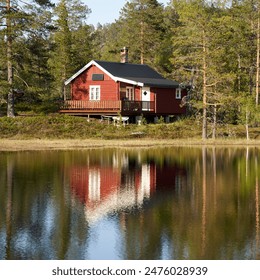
[{"x1": 61, "y1": 49, "x2": 187, "y2": 121}]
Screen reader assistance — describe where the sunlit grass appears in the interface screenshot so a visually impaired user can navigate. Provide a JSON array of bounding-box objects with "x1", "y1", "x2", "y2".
[{"x1": 0, "y1": 114, "x2": 259, "y2": 151}]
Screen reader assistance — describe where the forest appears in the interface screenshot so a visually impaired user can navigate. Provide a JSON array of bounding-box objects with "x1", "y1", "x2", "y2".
[{"x1": 0, "y1": 0, "x2": 259, "y2": 139}]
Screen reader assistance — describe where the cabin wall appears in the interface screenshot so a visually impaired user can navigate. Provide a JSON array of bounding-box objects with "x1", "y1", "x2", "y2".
[
  {"x1": 154, "y1": 88, "x2": 186, "y2": 115},
  {"x1": 71, "y1": 65, "x2": 119, "y2": 101},
  {"x1": 119, "y1": 83, "x2": 141, "y2": 101},
  {"x1": 149, "y1": 89, "x2": 155, "y2": 102},
  {"x1": 119, "y1": 84, "x2": 156, "y2": 102}
]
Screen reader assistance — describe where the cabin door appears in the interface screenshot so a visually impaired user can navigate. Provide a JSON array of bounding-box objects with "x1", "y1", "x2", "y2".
[{"x1": 141, "y1": 87, "x2": 150, "y2": 111}]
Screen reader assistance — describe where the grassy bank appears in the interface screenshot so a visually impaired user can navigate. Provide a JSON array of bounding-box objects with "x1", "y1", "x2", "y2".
[
  {"x1": 0, "y1": 115, "x2": 259, "y2": 146},
  {"x1": 1, "y1": 138, "x2": 260, "y2": 151},
  {"x1": 0, "y1": 114, "x2": 203, "y2": 139}
]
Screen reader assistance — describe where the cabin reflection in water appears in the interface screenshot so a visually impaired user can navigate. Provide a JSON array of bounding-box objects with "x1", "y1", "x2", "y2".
[{"x1": 69, "y1": 154, "x2": 186, "y2": 223}]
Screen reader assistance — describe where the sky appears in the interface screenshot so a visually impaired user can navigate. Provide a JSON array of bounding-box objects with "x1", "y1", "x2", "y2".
[{"x1": 83, "y1": 0, "x2": 170, "y2": 26}]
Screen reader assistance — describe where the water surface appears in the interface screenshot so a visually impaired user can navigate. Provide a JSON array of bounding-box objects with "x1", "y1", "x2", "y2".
[{"x1": 0, "y1": 147, "x2": 259, "y2": 260}]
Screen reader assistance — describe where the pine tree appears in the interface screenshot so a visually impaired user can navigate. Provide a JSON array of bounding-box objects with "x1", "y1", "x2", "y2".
[
  {"x1": 14, "y1": 2, "x2": 54, "y2": 102},
  {"x1": 92, "y1": 22, "x2": 124, "y2": 62},
  {"x1": 119, "y1": 0, "x2": 165, "y2": 67},
  {"x1": 49, "y1": 0, "x2": 72, "y2": 99},
  {"x1": 0, "y1": 0, "x2": 54, "y2": 116},
  {"x1": 49, "y1": 0, "x2": 91, "y2": 99},
  {"x1": 225, "y1": 0, "x2": 260, "y2": 129},
  {"x1": 4, "y1": 0, "x2": 15, "y2": 117},
  {"x1": 71, "y1": 24, "x2": 93, "y2": 71},
  {"x1": 170, "y1": 0, "x2": 242, "y2": 139},
  {"x1": 170, "y1": 0, "x2": 217, "y2": 139}
]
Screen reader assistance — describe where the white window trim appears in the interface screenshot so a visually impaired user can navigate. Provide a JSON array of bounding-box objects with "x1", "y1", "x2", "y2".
[
  {"x1": 89, "y1": 85, "x2": 101, "y2": 100},
  {"x1": 126, "y1": 86, "x2": 135, "y2": 101},
  {"x1": 176, "y1": 88, "x2": 182, "y2": 99}
]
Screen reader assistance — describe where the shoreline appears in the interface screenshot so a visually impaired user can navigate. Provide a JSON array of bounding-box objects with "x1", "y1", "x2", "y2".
[{"x1": 0, "y1": 138, "x2": 260, "y2": 151}]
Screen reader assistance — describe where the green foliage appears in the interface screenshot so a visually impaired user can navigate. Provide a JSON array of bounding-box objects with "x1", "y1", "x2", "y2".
[
  {"x1": 169, "y1": 0, "x2": 260, "y2": 138},
  {"x1": 118, "y1": 0, "x2": 165, "y2": 67},
  {"x1": 0, "y1": 0, "x2": 259, "y2": 134},
  {"x1": 48, "y1": 0, "x2": 92, "y2": 99},
  {"x1": 158, "y1": 116, "x2": 165, "y2": 124}
]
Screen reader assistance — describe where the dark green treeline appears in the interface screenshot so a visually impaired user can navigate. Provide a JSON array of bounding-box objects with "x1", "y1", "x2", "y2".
[{"x1": 0, "y1": 0, "x2": 259, "y2": 133}]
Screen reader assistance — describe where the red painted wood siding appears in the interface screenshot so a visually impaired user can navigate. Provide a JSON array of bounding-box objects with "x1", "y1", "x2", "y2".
[
  {"x1": 135, "y1": 87, "x2": 141, "y2": 101},
  {"x1": 119, "y1": 83, "x2": 142, "y2": 101},
  {"x1": 149, "y1": 88, "x2": 155, "y2": 102},
  {"x1": 71, "y1": 65, "x2": 119, "y2": 101},
  {"x1": 154, "y1": 88, "x2": 186, "y2": 115}
]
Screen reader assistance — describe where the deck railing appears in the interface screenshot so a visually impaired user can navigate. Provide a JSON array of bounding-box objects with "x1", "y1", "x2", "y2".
[
  {"x1": 62, "y1": 100, "x2": 121, "y2": 111},
  {"x1": 61, "y1": 100, "x2": 155, "y2": 113},
  {"x1": 121, "y1": 101, "x2": 155, "y2": 113}
]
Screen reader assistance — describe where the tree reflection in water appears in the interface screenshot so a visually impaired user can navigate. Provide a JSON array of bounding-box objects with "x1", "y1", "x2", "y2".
[{"x1": 0, "y1": 147, "x2": 259, "y2": 259}]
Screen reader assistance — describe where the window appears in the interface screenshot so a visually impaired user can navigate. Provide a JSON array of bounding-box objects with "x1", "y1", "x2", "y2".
[
  {"x1": 176, "y1": 88, "x2": 181, "y2": 99},
  {"x1": 92, "y1": 74, "x2": 104, "y2": 81},
  {"x1": 89, "y1": 86, "x2": 100, "y2": 100},
  {"x1": 126, "y1": 87, "x2": 135, "y2": 100}
]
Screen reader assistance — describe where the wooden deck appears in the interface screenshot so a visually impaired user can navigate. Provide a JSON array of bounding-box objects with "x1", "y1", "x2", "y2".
[
  {"x1": 60, "y1": 100, "x2": 155, "y2": 116},
  {"x1": 60, "y1": 100, "x2": 121, "y2": 115}
]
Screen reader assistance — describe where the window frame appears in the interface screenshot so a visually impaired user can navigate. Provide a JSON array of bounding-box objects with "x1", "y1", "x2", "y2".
[
  {"x1": 126, "y1": 86, "x2": 135, "y2": 101},
  {"x1": 176, "y1": 88, "x2": 182, "y2": 99},
  {"x1": 89, "y1": 85, "x2": 101, "y2": 101}
]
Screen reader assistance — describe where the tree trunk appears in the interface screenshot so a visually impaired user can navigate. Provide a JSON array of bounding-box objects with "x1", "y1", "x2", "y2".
[
  {"x1": 202, "y1": 30, "x2": 207, "y2": 139},
  {"x1": 140, "y1": 20, "x2": 144, "y2": 64},
  {"x1": 256, "y1": 16, "x2": 260, "y2": 106},
  {"x1": 237, "y1": 53, "x2": 241, "y2": 93},
  {"x1": 212, "y1": 104, "x2": 217, "y2": 139},
  {"x1": 6, "y1": 0, "x2": 15, "y2": 117},
  {"x1": 245, "y1": 109, "x2": 250, "y2": 140},
  {"x1": 61, "y1": 67, "x2": 66, "y2": 101}
]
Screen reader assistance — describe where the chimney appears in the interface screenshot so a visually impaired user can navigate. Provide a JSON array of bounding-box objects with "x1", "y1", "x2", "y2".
[{"x1": 120, "y1": 47, "x2": 128, "y2": 63}]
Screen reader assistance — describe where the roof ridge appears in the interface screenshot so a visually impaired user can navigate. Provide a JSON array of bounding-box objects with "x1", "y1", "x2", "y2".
[{"x1": 94, "y1": 60, "x2": 151, "y2": 67}]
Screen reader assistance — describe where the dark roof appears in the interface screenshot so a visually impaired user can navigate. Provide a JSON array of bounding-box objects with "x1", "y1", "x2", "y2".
[
  {"x1": 65, "y1": 60, "x2": 179, "y2": 88},
  {"x1": 95, "y1": 60, "x2": 179, "y2": 88},
  {"x1": 95, "y1": 60, "x2": 162, "y2": 79}
]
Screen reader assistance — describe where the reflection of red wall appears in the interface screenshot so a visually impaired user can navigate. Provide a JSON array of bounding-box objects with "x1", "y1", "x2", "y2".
[
  {"x1": 70, "y1": 163, "x2": 161, "y2": 207},
  {"x1": 155, "y1": 165, "x2": 186, "y2": 191},
  {"x1": 149, "y1": 163, "x2": 156, "y2": 195},
  {"x1": 70, "y1": 166, "x2": 121, "y2": 204}
]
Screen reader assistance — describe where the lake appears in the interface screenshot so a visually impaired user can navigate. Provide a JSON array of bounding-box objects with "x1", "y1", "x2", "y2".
[{"x1": 0, "y1": 146, "x2": 259, "y2": 260}]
